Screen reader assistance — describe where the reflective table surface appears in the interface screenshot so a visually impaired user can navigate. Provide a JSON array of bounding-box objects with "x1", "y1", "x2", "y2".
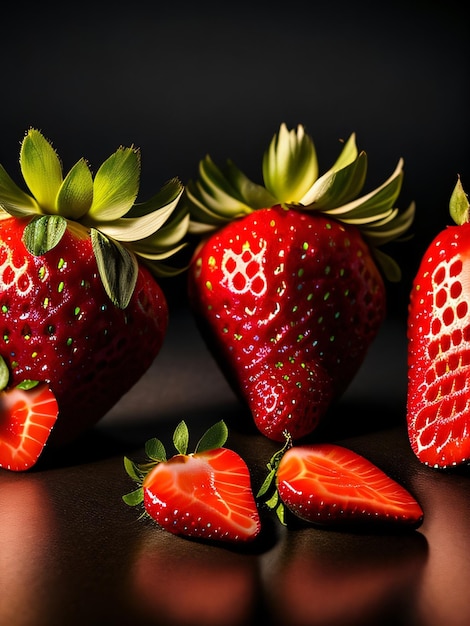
[{"x1": 1, "y1": 309, "x2": 469, "y2": 626}]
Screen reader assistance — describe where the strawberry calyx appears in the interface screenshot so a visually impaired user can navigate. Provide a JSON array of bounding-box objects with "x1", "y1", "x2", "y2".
[
  {"x1": 0, "y1": 128, "x2": 189, "y2": 308},
  {"x1": 256, "y1": 431, "x2": 293, "y2": 526},
  {"x1": 449, "y1": 176, "x2": 469, "y2": 225},
  {"x1": 185, "y1": 123, "x2": 415, "y2": 281},
  {"x1": 122, "y1": 420, "x2": 229, "y2": 509}
]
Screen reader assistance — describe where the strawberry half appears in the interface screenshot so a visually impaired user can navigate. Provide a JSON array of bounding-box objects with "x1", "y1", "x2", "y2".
[
  {"x1": 258, "y1": 436, "x2": 424, "y2": 528},
  {"x1": 0, "y1": 377, "x2": 58, "y2": 471},
  {"x1": 0, "y1": 129, "x2": 189, "y2": 460},
  {"x1": 407, "y1": 177, "x2": 470, "y2": 468},
  {"x1": 186, "y1": 124, "x2": 415, "y2": 441},
  {"x1": 123, "y1": 420, "x2": 261, "y2": 543}
]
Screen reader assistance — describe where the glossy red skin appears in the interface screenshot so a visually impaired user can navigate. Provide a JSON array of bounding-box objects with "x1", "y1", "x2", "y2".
[
  {"x1": 277, "y1": 443, "x2": 424, "y2": 527},
  {"x1": 407, "y1": 223, "x2": 470, "y2": 468},
  {"x1": 0, "y1": 216, "x2": 167, "y2": 445},
  {"x1": 188, "y1": 206, "x2": 386, "y2": 441},
  {"x1": 142, "y1": 447, "x2": 261, "y2": 542}
]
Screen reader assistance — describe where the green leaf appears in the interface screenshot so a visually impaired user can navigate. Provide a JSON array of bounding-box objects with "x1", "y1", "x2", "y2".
[
  {"x1": 173, "y1": 420, "x2": 189, "y2": 455},
  {"x1": 265, "y1": 489, "x2": 280, "y2": 510},
  {"x1": 91, "y1": 229, "x2": 138, "y2": 309},
  {"x1": 56, "y1": 158, "x2": 93, "y2": 219},
  {"x1": 122, "y1": 487, "x2": 144, "y2": 507},
  {"x1": 88, "y1": 147, "x2": 140, "y2": 221},
  {"x1": 0, "y1": 355, "x2": 9, "y2": 391},
  {"x1": 23, "y1": 215, "x2": 68, "y2": 256},
  {"x1": 256, "y1": 468, "x2": 276, "y2": 498},
  {"x1": 20, "y1": 129, "x2": 63, "y2": 213},
  {"x1": 123, "y1": 455, "x2": 144, "y2": 482},
  {"x1": 449, "y1": 176, "x2": 469, "y2": 225},
  {"x1": 276, "y1": 502, "x2": 286, "y2": 526},
  {"x1": 195, "y1": 420, "x2": 228, "y2": 453},
  {"x1": 0, "y1": 163, "x2": 40, "y2": 216},
  {"x1": 262, "y1": 123, "x2": 318, "y2": 203},
  {"x1": 144, "y1": 438, "x2": 167, "y2": 462}
]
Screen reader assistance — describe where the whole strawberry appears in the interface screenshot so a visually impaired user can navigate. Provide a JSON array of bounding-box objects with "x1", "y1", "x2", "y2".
[
  {"x1": 123, "y1": 420, "x2": 261, "y2": 543},
  {"x1": 186, "y1": 124, "x2": 414, "y2": 441},
  {"x1": 407, "y1": 177, "x2": 470, "y2": 468},
  {"x1": 0, "y1": 129, "x2": 188, "y2": 463}
]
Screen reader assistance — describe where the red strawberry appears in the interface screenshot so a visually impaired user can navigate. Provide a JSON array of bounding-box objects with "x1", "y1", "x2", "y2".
[
  {"x1": 258, "y1": 437, "x2": 424, "y2": 528},
  {"x1": 407, "y1": 177, "x2": 470, "y2": 468},
  {"x1": 186, "y1": 124, "x2": 414, "y2": 441},
  {"x1": 0, "y1": 379, "x2": 58, "y2": 471},
  {"x1": 123, "y1": 420, "x2": 261, "y2": 543},
  {"x1": 0, "y1": 129, "x2": 188, "y2": 459}
]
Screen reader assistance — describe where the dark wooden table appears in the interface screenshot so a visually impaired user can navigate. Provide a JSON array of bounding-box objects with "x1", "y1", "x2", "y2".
[{"x1": 1, "y1": 309, "x2": 469, "y2": 626}]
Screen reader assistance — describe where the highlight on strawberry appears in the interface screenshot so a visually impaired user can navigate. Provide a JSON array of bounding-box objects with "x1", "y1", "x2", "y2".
[
  {"x1": 0, "y1": 129, "x2": 189, "y2": 467},
  {"x1": 257, "y1": 434, "x2": 424, "y2": 529},
  {"x1": 407, "y1": 176, "x2": 470, "y2": 469},
  {"x1": 185, "y1": 123, "x2": 415, "y2": 442},
  {"x1": 123, "y1": 420, "x2": 261, "y2": 543}
]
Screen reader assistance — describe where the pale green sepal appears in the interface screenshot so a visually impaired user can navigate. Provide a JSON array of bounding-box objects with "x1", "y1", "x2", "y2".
[
  {"x1": 0, "y1": 164, "x2": 41, "y2": 216},
  {"x1": 185, "y1": 185, "x2": 236, "y2": 227},
  {"x1": 93, "y1": 187, "x2": 183, "y2": 242},
  {"x1": 143, "y1": 259, "x2": 189, "y2": 278},
  {"x1": 145, "y1": 438, "x2": 167, "y2": 462},
  {"x1": 88, "y1": 147, "x2": 140, "y2": 221},
  {"x1": 131, "y1": 209, "x2": 189, "y2": 256},
  {"x1": 299, "y1": 152, "x2": 368, "y2": 209},
  {"x1": 122, "y1": 487, "x2": 144, "y2": 506},
  {"x1": 187, "y1": 219, "x2": 220, "y2": 235},
  {"x1": 191, "y1": 155, "x2": 254, "y2": 216},
  {"x1": 361, "y1": 201, "x2": 416, "y2": 247},
  {"x1": 222, "y1": 160, "x2": 276, "y2": 209},
  {"x1": 262, "y1": 123, "x2": 318, "y2": 203},
  {"x1": 56, "y1": 158, "x2": 93, "y2": 219},
  {"x1": 329, "y1": 133, "x2": 359, "y2": 170},
  {"x1": 173, "y1": 420, "x2": 189, "y2": 455},
  {"x1": 324, "y1": 159, "x2": 404, "y2": 221},
  {"x1": 126, "y1": 177, "x2": 183, "y2": 218},
  {"x1": 195, "y1": 420, "x2": 228, "y2": 453},
  {"x1": 449, "y1": 176, "x2": 469, "y2": 225},
  {"x1": 91, "y1": 228, "x2": 138, "y2": 309},
  {"x1": 20, "y1": 129, "x2": 63, "y2": 213},
  {"x1": 0, "y1": 355, "x2": 9, "y2": 391},
  {"x1": 23, "y1": 215, "x2": 68, "y2": 256}
]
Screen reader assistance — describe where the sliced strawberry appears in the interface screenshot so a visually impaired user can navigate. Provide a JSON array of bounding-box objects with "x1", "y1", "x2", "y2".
[
  {"x1": 123, "y1": 421, "x2": 261, "y2": 543},
  {"x1": 0, "y1": 383, "x2": 58, "y2": 471},
  {"x1": 258, "y1": 440, "x2": 423, "y2": 528}
]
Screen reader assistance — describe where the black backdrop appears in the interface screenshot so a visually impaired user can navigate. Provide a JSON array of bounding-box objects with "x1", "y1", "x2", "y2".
[{"x1": 3, "y1": 1, "x2": 468, "y2": 320}]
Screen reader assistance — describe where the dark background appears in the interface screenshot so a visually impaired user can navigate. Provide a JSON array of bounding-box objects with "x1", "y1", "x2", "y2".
[{"x1": 3, "y1": 1, "x2": 468, "y2": 321}]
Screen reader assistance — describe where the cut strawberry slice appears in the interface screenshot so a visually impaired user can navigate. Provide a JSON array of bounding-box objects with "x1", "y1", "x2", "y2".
[
  {"x1": 0, "y1": 383, "x2": 59, "y2": 471},
  {"x1": 259, "y1": 440, "x2": 423, "y2": 528},
  {"x1": 123, "y1": 420, "x2": 261, "y2": 543}
]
